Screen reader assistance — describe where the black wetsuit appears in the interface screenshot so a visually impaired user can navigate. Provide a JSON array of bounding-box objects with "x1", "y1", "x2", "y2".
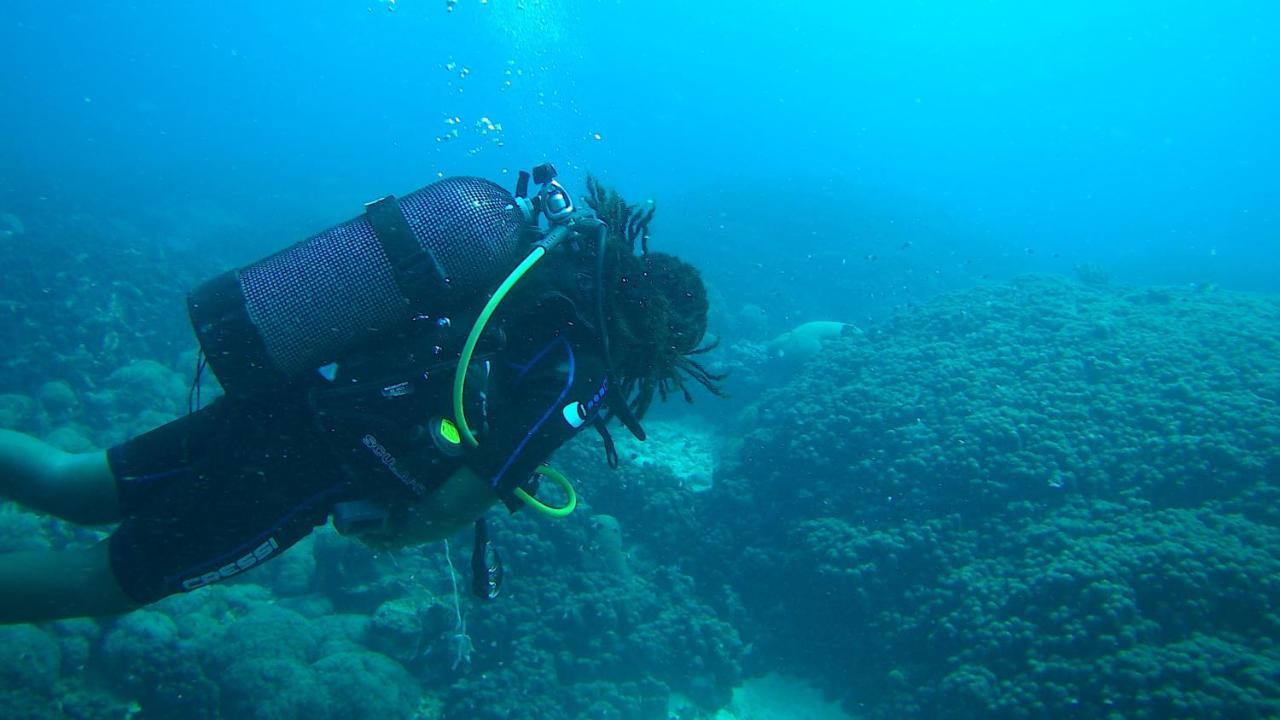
[{"x1": 106, "y1": 296, "x2": 610, "y2": 603}]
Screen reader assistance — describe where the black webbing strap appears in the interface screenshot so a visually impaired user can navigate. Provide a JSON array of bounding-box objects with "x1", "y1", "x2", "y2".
[
  {"x1": 365, "y1": 195, "x2": 448, "y2": 308},
  {"x1": 606, "y1": 384, "x2": 647, "y2": 441},
  {"x1": 594, "y1": 418, "x2": 619, "y2": 469}
]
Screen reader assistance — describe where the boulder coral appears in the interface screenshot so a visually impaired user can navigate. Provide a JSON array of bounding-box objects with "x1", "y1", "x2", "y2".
[{"x1": 710, "y1": 275, "x2": 1280, "y2": 718}]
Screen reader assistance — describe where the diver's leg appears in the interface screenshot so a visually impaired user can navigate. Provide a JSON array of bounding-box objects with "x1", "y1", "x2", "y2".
[
  {"x1": 0, "y1": 430, "x2": 119, "y2": 524},
  {"x1": 0, "y1": 541, "x2": 139, "y2": 623}
]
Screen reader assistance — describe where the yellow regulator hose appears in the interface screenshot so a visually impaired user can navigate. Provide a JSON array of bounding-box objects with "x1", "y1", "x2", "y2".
[
  {"x1": 453, "y1": 246, "x2": 547, "y2": 447},
  {"x1": 514, "y1": 465, "x2": 577, "y2": 518}
]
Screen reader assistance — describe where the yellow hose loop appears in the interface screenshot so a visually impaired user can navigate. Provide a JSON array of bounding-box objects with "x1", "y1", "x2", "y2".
[{"x1": 514, "y1": 465, "x2": 577, "y2": 518}]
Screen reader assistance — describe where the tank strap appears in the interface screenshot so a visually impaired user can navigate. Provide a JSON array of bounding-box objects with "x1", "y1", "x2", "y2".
[{"x1": 365, "y1": 195, "x2": 449, "y2": 309}]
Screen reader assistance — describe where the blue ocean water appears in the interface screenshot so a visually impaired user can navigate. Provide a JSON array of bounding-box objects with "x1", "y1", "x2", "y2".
[
  {"x1": 4, "y1": 2, "x2": 1276, "y2": 305},
  {"x1": 2, "y1": 3, "x2": 1280, "y2": 719}
]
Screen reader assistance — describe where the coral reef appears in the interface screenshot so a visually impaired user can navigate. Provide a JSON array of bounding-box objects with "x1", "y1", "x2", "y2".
[
  {"x1": 708, "y1": 275, "x2": 1280, "y2": 718},
  {"x1": 0, "y1": 209, "x2": 219, "y2": 459},
  {"x1": 612, "y1": 419, "x2": 718, "y2": 492},
  {"x1": 7, "y1": 192, "x2": 1279, "y2": 720},
  {"x1": 0, "y1": 624, "x2": 62, "y2": 696},
  {"x1": 93, "y1": 587, "x2": 429, "y2": 720}
]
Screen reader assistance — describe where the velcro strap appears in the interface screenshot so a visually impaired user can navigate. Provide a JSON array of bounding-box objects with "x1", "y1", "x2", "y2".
[{"x1": 365, "y1": 195, "x2": 448, "y2": 308}]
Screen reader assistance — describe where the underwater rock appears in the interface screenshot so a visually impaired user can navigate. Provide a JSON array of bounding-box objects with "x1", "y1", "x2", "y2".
[
  {"x1": 280, "y1": 593, "x2": 336, "y2": 620},
  {"x1": 312, "y1": 613, "x2": 369, "y2": 657},
  {"x1": 220, "y1": 657, "x2": 329, "y2": 720},
  {"x1": 312, "y1": 525, "x2": 407, "y2": 612},
  {"x1": 201, "y1": 605, "x2": 319, "y2": 671},
  {"x1": 312, "y1": 651, "x2": 421, "y2": 720},
  {"x1": 586, "y1": 513, "x2": 629, "y2": 577},
  {"x1": 0, "y1": 393, "x2": 34, "y2": 428},
  {"x1": 368, "y1": 598, "x2": 426, "y2": 661},
  {"x1": 37, "y1": 380, "x2": 78, "y2": 418},
  {"x1": 57, "y1": 686, "x2": 132, "y2": 720},
  {"x1": 44, "y1": 425, "x2": 94, "y2": 452},
  {"x1": 0, "y1": 689, "x2": 60, "y2": 720},
  {"x1": 149, "y1": 583, "x2": 244, "y2": 638},
  {"x1": 49, "y1": 617, "x2": 100, "y2": 675},
  {"x1": 105, "y1": 359, "x2": 187, "y2": 415},
  {"x1": 220, "y1": 583, "x2": 277, "y2": 614},
  {"x1": 0, "y1": 624, "x2": 62, "y2": 696},
  {"x1": 259, "y1": 535, "x2": 317, "y2": 597},
  {"x1": 100, "y1": 610, "x2": 180, "y2": 686}
]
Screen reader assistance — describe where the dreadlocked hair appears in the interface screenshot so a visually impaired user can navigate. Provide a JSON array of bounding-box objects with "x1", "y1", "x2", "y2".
[{"x1": 585, "y1": 174, "x2": 727, "y2": 419}]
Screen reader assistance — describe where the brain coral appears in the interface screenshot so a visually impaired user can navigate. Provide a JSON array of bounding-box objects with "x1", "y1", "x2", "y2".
[{"x1": 713, "y1": 275, "x2": 1280, "y2": 719}]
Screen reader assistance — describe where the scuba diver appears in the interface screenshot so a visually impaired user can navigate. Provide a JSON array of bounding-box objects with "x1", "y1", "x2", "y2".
[{"x1": 0, "y1": 164, "x2": 724, "y2": 623}]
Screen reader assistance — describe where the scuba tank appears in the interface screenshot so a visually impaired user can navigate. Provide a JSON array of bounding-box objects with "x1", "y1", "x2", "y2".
[{"x1": 187, "y1": 176, "x2": 528, "y2": 395}]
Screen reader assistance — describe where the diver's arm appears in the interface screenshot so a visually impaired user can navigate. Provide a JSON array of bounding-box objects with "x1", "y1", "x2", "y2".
[
  {"x1": 358, "y1": 466, "x2": 499, "y2": 548},
  {"x1": 0, "y1": 430, "x2": 119, "y2": 524}
]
